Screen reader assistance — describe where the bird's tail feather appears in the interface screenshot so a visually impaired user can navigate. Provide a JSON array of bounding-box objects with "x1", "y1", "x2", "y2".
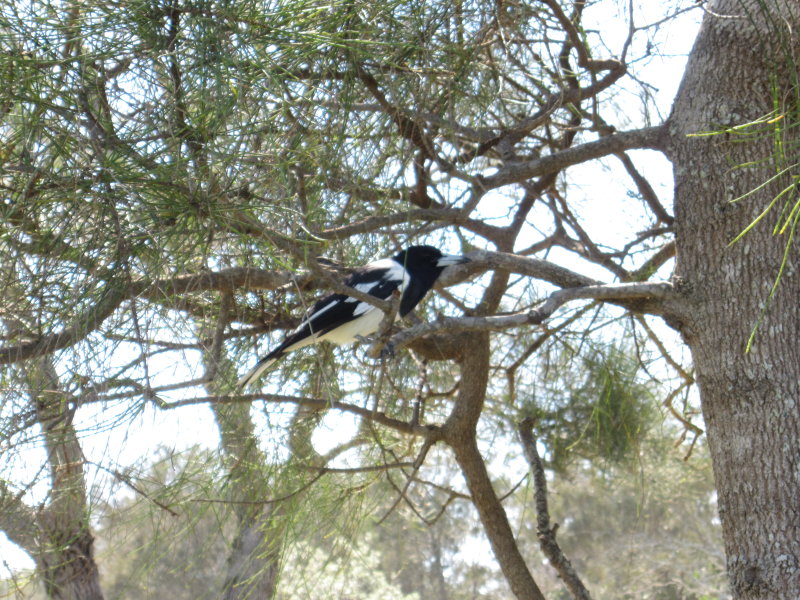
[
  {"x1": 238, "y1": 328, "x2": 319, "y2": 388},
  {"x1": 237, "y1": 353, "x2": 280, "y2": 388}
]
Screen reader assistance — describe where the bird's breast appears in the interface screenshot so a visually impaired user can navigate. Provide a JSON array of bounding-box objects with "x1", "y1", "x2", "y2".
[{"x1": 319, "y1": 308, "x2": 387, "y2": 345}]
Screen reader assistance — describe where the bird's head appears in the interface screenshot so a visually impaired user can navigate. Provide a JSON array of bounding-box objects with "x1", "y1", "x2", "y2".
[{"x1": 393, "y1": 245, "x2": 471, "y2": 275}]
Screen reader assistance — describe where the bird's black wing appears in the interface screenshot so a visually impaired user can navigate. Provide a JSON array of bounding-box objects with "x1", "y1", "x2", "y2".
[
  {"x1": 281, "y1": 264, "x2": 403, "y2": 346},
  {"x1": 237, "y1": 262, "x2": 404, "y2": 387}
]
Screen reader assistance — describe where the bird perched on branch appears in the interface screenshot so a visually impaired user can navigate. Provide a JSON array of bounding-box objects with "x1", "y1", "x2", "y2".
[{"x1": 237, "y1": 245, "x2": 470, "y2": 387}]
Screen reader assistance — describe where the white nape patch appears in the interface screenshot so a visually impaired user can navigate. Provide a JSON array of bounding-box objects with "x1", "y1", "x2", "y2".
[
  {"x1": 374, "y1": 258, "x2": 410, "y2": 289},
  {"x1": 320, "y1": 308, "x2": 385, "y2": 345},
  {"x1": 345, "y1": 280, "x2": 382, "y2": 303},
  {"x1": 367, "y1": 257, "x2": 400, "y2": 271}
]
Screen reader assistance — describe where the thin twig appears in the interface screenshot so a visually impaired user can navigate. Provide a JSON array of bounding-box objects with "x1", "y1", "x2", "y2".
[
  {"x1": 377, "y1": 436, "x2": 436, "y2": 525},
  {"x1": 163, "y1": 393, "x2": 443, "y2": 438},
  {"x1": 92, "y1": 464, "x2": 179, "y2": 517},
  {"x1": 196, "y1": 471, "x2": 327, "y2": 507}
]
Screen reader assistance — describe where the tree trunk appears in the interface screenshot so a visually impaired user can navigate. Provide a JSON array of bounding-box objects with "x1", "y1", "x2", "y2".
[
  {"x1": 37, "y1": 525, "x2": 105, "y2": 600},
  {"x1": 444, "y1": 332, "x2": 546, "y2": 600},
  {"x1": 211, "y1": 399, "x2": 281, "y2": 600},
  {"x1": 1, "y1": 293, "x2": 105, "y2": 599},
  {"x1": 33, "y1": 359, "x2": 105, "y2": 600},
  {"x1": 201, "y1": 315, "x2": 282, "y2": 600},
  {"x1": 668, "y1": 1, "x2": 800, "y2": 598},
  {"x1": 221, "y1": 509, "x2": 281, "y2": 600}
]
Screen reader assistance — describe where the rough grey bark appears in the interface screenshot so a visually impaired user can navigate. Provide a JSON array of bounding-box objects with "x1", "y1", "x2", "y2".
[
  {"x1": 668, "y1": 1, "x2": 800, "y2": 598},
  {"x1": 36, "y1": 526, "x2": 105, "y2": 600}
]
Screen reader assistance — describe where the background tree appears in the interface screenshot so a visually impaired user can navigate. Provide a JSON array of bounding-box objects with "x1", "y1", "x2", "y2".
[{"x1": 1, "y1": 0, "x2": 794, "y2": 598}]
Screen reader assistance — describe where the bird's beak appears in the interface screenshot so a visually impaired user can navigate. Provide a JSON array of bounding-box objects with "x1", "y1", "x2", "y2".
[{"x1": 437, "y1": 254, "x2": 471, "y2": 267}]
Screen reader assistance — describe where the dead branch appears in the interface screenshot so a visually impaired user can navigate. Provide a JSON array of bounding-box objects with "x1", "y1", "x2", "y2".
[{"x1": 518, "y1": 417, "x2": 593, "y2": 600}]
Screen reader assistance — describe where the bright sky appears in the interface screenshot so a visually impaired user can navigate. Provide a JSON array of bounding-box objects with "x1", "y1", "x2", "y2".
[{"x1": 0, "y1": 2, "x2": 703, "y2": 578}]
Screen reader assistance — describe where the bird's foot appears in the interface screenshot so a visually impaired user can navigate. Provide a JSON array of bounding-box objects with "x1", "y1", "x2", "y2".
[
  {"x1": 379, "y1": 342, "x2": 396, "y2": 361},
  {"x1": 362, "y1": 335, "x2": 396, "y2": 361}
]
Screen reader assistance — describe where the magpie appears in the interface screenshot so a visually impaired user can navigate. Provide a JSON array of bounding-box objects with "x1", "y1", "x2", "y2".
[{"x1": 237, "y1": 245, "x2": 470, "y2": 387}]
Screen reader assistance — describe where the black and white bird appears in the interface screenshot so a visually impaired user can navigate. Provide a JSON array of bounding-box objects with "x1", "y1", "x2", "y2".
[{"x1": 237, "y1": 245, "x2": 470, "y2": 387}]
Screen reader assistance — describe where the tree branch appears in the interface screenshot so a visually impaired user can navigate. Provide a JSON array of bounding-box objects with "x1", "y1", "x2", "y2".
[
  {"x1": 316, "y1": 207, "x2": 503, "y2": 243},
  {"x1": 0, "y1": 481, "x2": 37, "y2": 556},
  {"x1": 616, "y1": 151, "x2": 674, "y2": 225},
  {"x1": 0, "y1": 268, "x2": 304, "y2": 366},
  {"x1": 141, "y1": 267, "x2": 304, "y2": 296},
  {"x1": 0, "y1": 248, "x2": 677, "y2": 367},
  {"x1": 438, "y1": 249, "x2": 599, "y2": 289},
  {"x1": 481, "y1": 126, "x2": 666, "y2": 189},
  {"x1": 385, "y1": 281, "x2": 677, "y2": 356},
  {"x1": 518, "y1": 418, "x2": 593, "y2": 600},
  {"x1": 0, "y1": 280, "x2": 129, "y2": 365},
  {"x1": 162, "y1": 393, "x2": 442, "y2": 438},
  {"x1": 445, "y1": 335, "x2": 547, "y2": 600}
]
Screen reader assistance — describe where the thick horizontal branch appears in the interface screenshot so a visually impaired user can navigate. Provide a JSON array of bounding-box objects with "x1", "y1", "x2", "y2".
[
  {"x1": 0, "y1": 268, "x2": 307, "y2": 366},
  {"x1": 0, "y1": 250, "x2": 674, "y2": 366},
  {"x1": 480, "y1": 126, "x2": 666, "y2": 190},
  {"x1": 0, "y1": 249, "x2": 599, "y2": 366},
  {"x1": 384, "y1": 281, "x2": 677, "y2": 354},
  {"x1": 0, "y1": 281, "x2": 129, "y2": 365},
  {"x1": 140, "y1": 267, "x2": 301, "y2": 296},
  {"x1": 0, "y1": 261, "x2": 366, "y2": 366},
  {"x1": 438, "y1": 249, "x2": 599, "y2": 289}
]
